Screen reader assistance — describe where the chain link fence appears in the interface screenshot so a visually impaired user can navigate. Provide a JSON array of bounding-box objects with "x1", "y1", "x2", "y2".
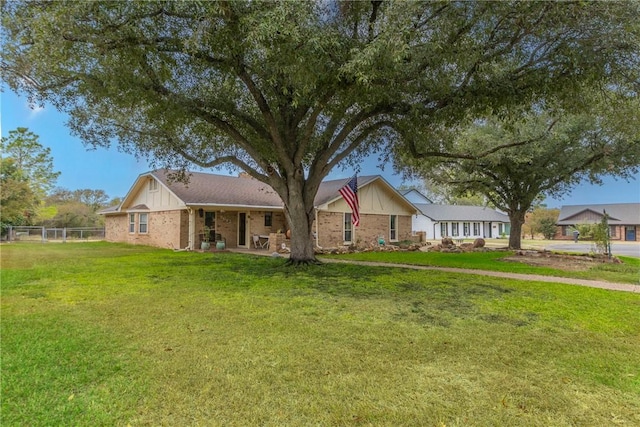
[{"x1": 4, "y1": 226, "x2": 105, "y2": 243}]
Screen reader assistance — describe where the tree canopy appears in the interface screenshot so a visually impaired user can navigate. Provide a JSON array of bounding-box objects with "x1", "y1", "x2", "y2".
[
  {"x1": 2, "y1": 1, "x2": 638, "y2": 262},
  {"x1": 0, "y1": 127, "x2": 60, "y2": 198},
  {"x1": 0, "y1": 127, "x2": 60, "y2": 231},
  {"x1": 41, "y1": 188, "x2": 112, "y2": 228},
  {"x1": 0, "y1": 157, "x2": 38, "y2": 231},
  {"x1": 397, "y1": 96, "x2": 640, "y2": 249}
]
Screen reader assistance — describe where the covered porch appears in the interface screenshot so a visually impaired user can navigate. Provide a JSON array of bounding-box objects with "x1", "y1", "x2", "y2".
[{"x1": 187, "y1": 206, "x2": 287, "y2": 251}]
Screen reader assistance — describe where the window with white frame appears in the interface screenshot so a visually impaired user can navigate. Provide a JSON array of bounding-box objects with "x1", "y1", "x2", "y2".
[
  {"x1": 440, "y1": 222, "x2": 447, "y2": 237},
  {"x1": 264, "y1": 212, "x2": 272, "y2": 227},
  {"x1": 463, "y1": 222, "x2": 470, "y2": 236},
  {"x1": 390, "y1": 215, "x2": 397, "y2": 241},
  {"x1": 129, "y1": 214, "x2": 135, "y2": 233},
  {"x1": 344, "y1": 213, "x2": 352, "y2": 242},
  {"x1": 452, "y1": 223, "x2": 459, "y2": 236},
  {"x1": 473, "y1": 222, "x2": 480, "y2": 236},
  {"x1": 149, "y1": 178, "x2": 158, "y2": 191},
  {"x1": 139, "y1": 213, "x2": 148, "y2": 233}
]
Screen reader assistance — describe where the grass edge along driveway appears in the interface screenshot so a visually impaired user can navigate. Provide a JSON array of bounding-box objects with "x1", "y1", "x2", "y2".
[
  {"x1": 2, "y1": 242, "x2": 639, "y2": 426},
  {"x1": 321, "y1": 249, "x2": 640, "y2": 286}
]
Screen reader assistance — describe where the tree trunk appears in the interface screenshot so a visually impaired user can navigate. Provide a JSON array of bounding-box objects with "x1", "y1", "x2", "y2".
[
  {"x1": 278, "y1": 173, "x2": 320, "y2": 265},
  {"x1": 283, "y1": 202, "x2": 318, "y2": 265},
  {"x1": 508, "y1": 210, "x2": 526, "y2": 250}
]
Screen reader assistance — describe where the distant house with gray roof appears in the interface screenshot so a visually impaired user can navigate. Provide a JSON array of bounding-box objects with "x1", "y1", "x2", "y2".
[
  {"x1": 555, "y1": 203, "x2": 639, "y2": 241},
  {"x1": 416, "y1": 204, "x2": 511, "y2": 240},
  {"x1": 101, "y1": 170, "x2": 419, "y2": 250},
  {"x1": 398, "y1": 190, "x2": 510, "y2": 239}
]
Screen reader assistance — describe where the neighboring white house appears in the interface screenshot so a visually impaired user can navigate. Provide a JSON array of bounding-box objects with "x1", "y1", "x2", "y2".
[
  {"x1": 400, "y1": 189, "x2": 433, "y2": 205},
  {"x1": 399, "y1": 189, "x2": 433, "y2": 237},
  {"x1": 399, "y1": 190, "x2": 510, "y2": 239}
]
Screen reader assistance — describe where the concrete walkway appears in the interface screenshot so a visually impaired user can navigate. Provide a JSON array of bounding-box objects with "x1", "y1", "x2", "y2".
[
  {"x1": 230, "y1": 248, "x2": 640, "y2": 293},
  {"x1": 321, "y1": 258, "x2": 640, "y2": 293}
]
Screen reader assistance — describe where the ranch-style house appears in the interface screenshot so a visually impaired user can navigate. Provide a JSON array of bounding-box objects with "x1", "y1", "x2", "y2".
[{"x1": 101, "y1": 170, "x2": 419, "y2": 251}]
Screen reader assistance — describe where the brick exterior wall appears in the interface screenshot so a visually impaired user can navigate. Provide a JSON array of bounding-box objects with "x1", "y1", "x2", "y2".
[
  {"x1": 105, "y1": 210, "x2": 187, "y2": 249},
  {"x1": 215, "y1": 211, "x2": 238, "y2": 248},
  {"x1": 248, "y1": 211, "x2": 287, "y2": 237},
  {"x1": 316, "y1": 211, "x2": 344, "y2": 248},
  {"x1": 554, "y1": 224, "x2": 636, "y2": 241},
  {"x1": 399, "y1": 215, "x2": 413, "y2": 242},
  {"x1": 106, "y1": 208, "x2": 421, "y2": 250},
  {"x1": 315, "y1": 211, "x2": 417, "y2": 249},
  {"x1": 105, "y1": 214, "x2": 128, "y2": 243}
]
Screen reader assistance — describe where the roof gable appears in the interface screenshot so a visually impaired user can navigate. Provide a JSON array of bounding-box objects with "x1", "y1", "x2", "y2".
[
  {"x1": 315, "y1": 175, "x2": 418, "y2": 214},
  {"x1": 557, "y1": 203, "x2": 639, "y2": 224},
  {"x1": 400, "y1": 189, "x2": 433, "y2": 204}
]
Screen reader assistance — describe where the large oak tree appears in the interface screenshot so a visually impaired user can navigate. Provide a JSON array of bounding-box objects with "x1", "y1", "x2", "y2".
[
  {"x1": 2, "y1": 1, "x2": 637, "y2": 262},
  {"x1": 397, "y1": 96, "x2": 640, "y2": 249}
]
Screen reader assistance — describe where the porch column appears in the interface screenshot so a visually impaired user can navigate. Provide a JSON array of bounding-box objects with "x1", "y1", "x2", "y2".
[{"x1": 188, "y1": 208, "x2": 195, "y2": 250}]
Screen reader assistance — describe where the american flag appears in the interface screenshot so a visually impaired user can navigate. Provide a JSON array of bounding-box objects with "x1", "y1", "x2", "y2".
[{"x1": 338, "y1": 175, "x2": 360, "y2": 226}]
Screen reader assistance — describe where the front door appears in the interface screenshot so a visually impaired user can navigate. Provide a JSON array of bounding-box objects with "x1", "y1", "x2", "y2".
[
  {"x1": 626, "y1": 226, "x2": 636, "y2": 241},
  {"x1": 238, "y1": 212, "x2": 248, "y2": 247}
]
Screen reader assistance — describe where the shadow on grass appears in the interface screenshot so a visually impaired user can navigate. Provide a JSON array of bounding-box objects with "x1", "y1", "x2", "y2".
[{"x1": 203, "y1": 252, "x2": 529, "y2": 328}]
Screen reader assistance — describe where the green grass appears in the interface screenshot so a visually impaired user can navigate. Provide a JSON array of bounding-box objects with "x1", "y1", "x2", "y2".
[
  {"x1": 323, "y1": 250, "x2": 640, "y2": 284},
  {"x1": 2, "y1": 242, "x2": 639, "y2": 426}
]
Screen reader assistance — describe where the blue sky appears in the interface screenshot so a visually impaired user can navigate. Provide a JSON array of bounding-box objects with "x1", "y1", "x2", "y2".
[{"x1": 2, "y1": 86, "x2": 639, "y2": 208}]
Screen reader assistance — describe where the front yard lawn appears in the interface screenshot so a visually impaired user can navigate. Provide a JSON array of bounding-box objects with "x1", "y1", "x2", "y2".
[{"x1": 2, "y1": 243, "x2": 639, "y2": 426}]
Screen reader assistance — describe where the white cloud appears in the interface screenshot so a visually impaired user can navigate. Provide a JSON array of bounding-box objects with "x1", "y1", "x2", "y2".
[{"x1": 28, "y1": 103, "x2": 45, "y2": 118}]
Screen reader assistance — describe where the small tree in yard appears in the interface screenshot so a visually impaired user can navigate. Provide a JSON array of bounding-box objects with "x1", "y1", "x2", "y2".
[
  {"x1": 525, "y1": 207, "x2": 559, "y2": 240},
  {"x1": 2, "y1": 1, "x2": 638, "y2": 263},
  {"x1": 592, "y1": 212, "x2": 611, "y2": 256},
  {"x1": 575, "y1": 224, "x2": 595, "y2": 240},
  {"x1": 536, "y1": 217, "x2": 559, "y2": 241}
]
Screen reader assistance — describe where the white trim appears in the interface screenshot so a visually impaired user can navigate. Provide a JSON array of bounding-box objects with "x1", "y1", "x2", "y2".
[
  {"x1": 188, "y1": 208, "x2": 195, "y2": 250},
  {"x1": 138, "y1": 213, "x2": 149, "y2": 234},
  {"x1": 389, "y1": 214, "x2": 398, "y2": 242},
  {"x1": 237, "y1": 211, "x2": 249, "y2": 248},
  {"x1": 343, "y1": 212, "x2": 353, "y2": 244},
  {"x1": 128, "y1": 213, "x2": 136, "y2": 234}
]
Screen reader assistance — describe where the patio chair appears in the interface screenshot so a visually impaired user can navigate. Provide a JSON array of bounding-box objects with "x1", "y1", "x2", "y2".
[{"x1": 252, "y1": 235, "x2": 261, "y2": 249}]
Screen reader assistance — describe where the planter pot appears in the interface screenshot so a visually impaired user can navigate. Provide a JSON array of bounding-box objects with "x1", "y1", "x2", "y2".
[
  {"x1": 200, "y1": 241, "x2": 211, "y2": 251},
  {"x1": 216, "y1": 240, "x2": 226, "y2": 250}
]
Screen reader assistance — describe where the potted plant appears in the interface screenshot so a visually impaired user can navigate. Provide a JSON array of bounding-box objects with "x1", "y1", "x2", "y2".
[{"x1": 200, "y1": 226, "x2": 212, "y2": 251}]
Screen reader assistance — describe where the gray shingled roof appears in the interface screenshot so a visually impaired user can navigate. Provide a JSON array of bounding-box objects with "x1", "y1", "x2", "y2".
[
  {"x1": 416, "y1": 204, "x2": 509, "y2": 222},
  {"x1": 105, "y1": 170, "x2": 415, "y2": 213},
  {"x1": 153, "y1": 170, "x2": 284, "y2": 207},
  {"x1": 557, "y1": 203, "x2": 640, "y2": 225},
  {"x1": 153, "y1": 171, "x2": 387, "y2": 208}
]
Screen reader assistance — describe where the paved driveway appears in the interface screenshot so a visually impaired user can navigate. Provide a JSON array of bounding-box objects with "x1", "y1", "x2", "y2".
[{"x1": 543, "y1": 242, "x2": 640, "y2": 258}]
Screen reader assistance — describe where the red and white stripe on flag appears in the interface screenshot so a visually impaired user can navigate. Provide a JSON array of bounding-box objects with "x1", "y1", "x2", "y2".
[{"x1": 338, "y1": 175, "x2": 360, "y2": 226}]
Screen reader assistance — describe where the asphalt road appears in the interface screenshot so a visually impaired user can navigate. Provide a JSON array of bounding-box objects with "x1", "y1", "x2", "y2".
[{"x1": 543, "y1": 242, "x2": 640, "y2": 258}]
